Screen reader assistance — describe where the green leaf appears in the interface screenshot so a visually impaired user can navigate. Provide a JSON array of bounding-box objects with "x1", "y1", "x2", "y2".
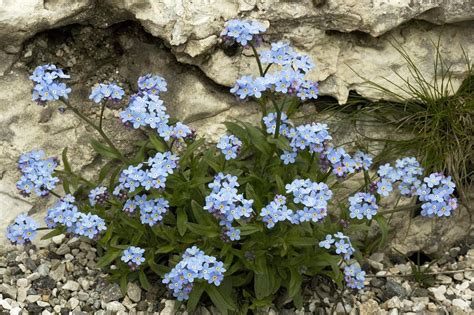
[
  {"x1": 244, "y1": 123, "x2": 272, "y2": 156},
  {"x1": 224, "y1": 122, "x2": 248, "y2": 142},
  {"x1": 267, "y1": 136, "x2": 291, "y2": 151},
  {"x1": 274, "y1": 174, "x2": 285, "y2": 194},
  {"x1": 177, "y1": 208, "x2": 188, "y2": 236},
  {"x1": 139, "y1": 270, "x2": 151, "y2": 291},
  {"x1": 90, "y1": 139, "x2": 120, "y2": 160},
  {"x1": 288, "y1": 267, "x2": 302, "y2": 299},
  {"x1": 187, "y1": 282, "x2": 205, "y2": 312},
  {"x1": 186, "y1": 223, "x2": 219, "y2": 238},
  {"x1": 40, "y1": 228, "x2": 64, "y2": 240},
  {"x1": 62, "y1": 147, "x2": 72, "y2": 173},
  {"x1": 98, "y1": 160, "x2": 116, "y2": 183},
  {"x1": 245, "y1": 183, "x2": 263, "y2": 210},
  {"x1": 120, "y1": 274, "x2": 128, "y2": 294},
  {"x1": 96, "y1": 248, "x2": 122, "y2": 268},
  {"x1": 180, "y1": 139, "x2": 205, "y2": 167},
  {"x1": 206, "y1": 284, "x2": 236, "y2": 314},
  {"x1": 238, "y1": 225, "x2": 261, "y2": 236},
  {"x1": 149, "y1": 133, "x2": 168, "y2": 152}
]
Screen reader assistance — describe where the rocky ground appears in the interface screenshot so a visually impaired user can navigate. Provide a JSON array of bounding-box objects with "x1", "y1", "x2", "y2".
[{"x1": 0, "y1": 235, "x2": 473, "y2": 315}]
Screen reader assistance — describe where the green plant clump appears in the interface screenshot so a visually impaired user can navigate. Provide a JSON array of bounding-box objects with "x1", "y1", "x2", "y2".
[{"x1": 6, "y1": 21, "x2": 459, "y2": 313}]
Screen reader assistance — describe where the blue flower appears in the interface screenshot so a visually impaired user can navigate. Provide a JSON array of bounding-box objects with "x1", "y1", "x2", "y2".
[
  {"x1": 204, "y1": 173, "x2": 253, "y2": 240},
  {"x1": 73, "y1": 212, "x2": 107, "y2": 240},
  {"x1": 172, "y1": 122, "x2": 193, "y2": 142},
  {"x1": 376, "y1": 179, "x2": 393, "y2": 197},
  {"x1": 6, "y1": 214, "x2": 39, "y2": 245},
  {"x1": 221, "y1": 19, "x2": 267, "y2": 46},
  {"x1": 344, "y1": 264, "x2": 366, "y2": 289},
  {"x1": 163, "y1": 247, "x2": 225, "y2": 300},
  {"x1": 137, "y1": 74, "x2": 167, "y2": 95},
  {"x1": 217, "y1": 135, "x2": 242, "y2": 160},
  {"x1": 114, "y1": 151, "x2": 178, "y2": 194},
  {"x1": 121, "y1": 246, "x2": 145, "y2": 269},
  {"x1": 348, "y1": 192, "x2": 378, "y2": 220},
  {"x1": 319, "y1": 233, "x2": 355, "y2": 260},
  {"x1": 230, "y1": 76, "x2": 267, "y2": 99},
  {"x1": 416, "y1": 173, "x2": 457, "y2": 217},
  {"x1": 280, "y1": 151, "x2": 297, "y2": 165},
  {"x1": 89, "y1": 83, "x2": 124, "y2": 103},
  {"x1": 139, "y1": 197, "x2": 169, "y2": 226},
  {"x1": 88, "y1": 186, "x2": 109, "y2": 206},
  {"x1": 30, "y1": 64, "x2": 71, "y2": 104},
  {"x1": 16, "y1": 150, "x2": 59, "y2": 197}
]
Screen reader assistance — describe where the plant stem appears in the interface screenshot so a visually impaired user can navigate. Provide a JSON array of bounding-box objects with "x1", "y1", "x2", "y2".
[
  {"x1": 306, "y1": 152, "x2": 316, "y2": 173},
  {"x1": 365, "y1": 268, "x2": 474, "y2": 278},
  {"x1": 99, "y1": 100, "x2": 107, "y2": 130},
  {"x1": 249, "y1": 43, "x2": 264, "y2": 77},
  {"x1": 59, "y1": 98, "x2": 128, "y2": 163},
  {"x1": 49, "y1": 190, "x2": 62, "y2": 199}
]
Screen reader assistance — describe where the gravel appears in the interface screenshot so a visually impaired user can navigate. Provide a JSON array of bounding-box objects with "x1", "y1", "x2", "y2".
[{"x1": 0, "y1": 236, "x2": 472, "y2": 314}]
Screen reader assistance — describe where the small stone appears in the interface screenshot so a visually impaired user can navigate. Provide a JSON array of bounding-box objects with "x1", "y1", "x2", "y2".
[
  {"x1": 370, "y1": 278, "x2": 386, "y2": 288},
  {"x1": 456, "y1": 281, "x2": 470, "y2": 292},
  {"x1": 37, "y1": 300, "x2": 50, "y2": 307},
  {"x1": 62, "y1": 280, "x2": 80, "y2": 291},
  {"x1": 386, "y1": 296, "x2": 401, "y2": 309},
  {"x1": 436, "y1": 274, "x2": 453, "y2": 284},
  {"x1": 79, "y1": 279, "x2": 90, "y2": 291},
  {"x1": 387, "y1": 309, "x2": 398, "y2": 315},
  {"x1": 359, "y1": 299, "x2": 382, "y2": 314},
  {"x1": 27, "y1": 295, "x2": 41, "y2": 303},
  {"x1": 68, "y1": 297, "x2": 79, "y2": 309},
  {"x1": 452, "y1": 298, "x2": 469, "y2": 310},
  {"x1": 449, "y1": 247, "x2": 461, "y2": 258},
  {"x1": 27, "y1": 272, "x2": 41, "y2": 282},
  {"x1": 401, "y1": 299, "x2": 413, "y2": 311},
  {"x1": 122, "y1": 296, "x2": 136, "y2": 311},
  {"x1": 0, "y1": 284, "x2": 17, "y2": 299},
  {"x1": 52, "y1": 234, "x2": 65, "y2": 245},
  {"x1": 127, "y1": 282, "x2": 142, "y2": 303},
  {"x1": 100, "y1": 283, "x2": 124, "y2": 303},
  {"x1": 136, "y1": 301, "x2": 148, "y2": 311},
  {"x1": 17, "y1": 287, "x2": 28, "y2": 303},
  {"x1": 429, "y1": 285, "x2": 447, "y2": 302},
  {"x1": 77, "y1": 292, "x2": 89, "y2": 301},
  {"x1": 106, "y1": 301, "x2": 126, "y2": 312},
  {"x1": 385, "y1": 280, "x2": 407, "y2": 298},
  {"x1": 17, "y1": 278, "x2": 28, "y2": 287},
  {"x1": 37, "y1": 264, "x2": 50, "y2": 276},
  {"x1": 50, "y1": 264, "x2": 65, "y2": 282},
  {"x1": 427, "y1": 302, "x2": 437, "y2": 311},
  {"x1": 0, "y1": 299, "x2": 12, "y2": 310},
  {"x1": 453, "y1": 273, "x2": 464, "y2": 281},
  {"x1": 56, "y1": 244, "x2": 71, "y2": 256},
  {"x1": 369, "y1": 252, "x2": 385, "y2": 262},
  {"x1": 367, "y1": 259, "x2": 384, "y2": 271},
  {"x1": 53, "y1": 306, "x2": 61, "y2": 313},
  {"x1": 24, "y1": 258, "x2": 38, "y2": 271},
  {"x1": 411, "y1": 288, "x2": 429, "y2": 297}
]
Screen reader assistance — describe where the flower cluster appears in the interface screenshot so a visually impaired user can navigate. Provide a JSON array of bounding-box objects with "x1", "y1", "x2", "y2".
[
  {"x1": 120, "y1": 76, "x2": 193, "y2": 142},
  {"x1": 348, "y1": 192, "x2": 378, "y2": 220},
  {"x1": 88, "y1": 186, "x2": 109, "y2": 206},
  {"x1": 376, "y1": 157, "x2": 423, "y2": 197},
  {"x1": 319, "y1": 233, "x2": 355, "y2": 260},
  {"x1": 204, "y1": 173, "x2": 254, "y2": 241},
  {"x1": 45, "y1": 195, "x2": 106, "y2": 239},
  {"x1": 344, "y1": 264, "x2": 366, "y2": 289},
  {"x1": 285, "y1": 179, "x2": 332, "y2": 223},
  {"x1": 137, "y1": 74, "x2": 167, "y2": 95},
  {"x1": 113, "y1": 151, "x2": 179, "y2": 194},
  {"x1": 260, "y1": 195, "x2": 292, "y2": 228},
  {"x1": 217, "y1": 135, "x2": 242, "y2": 160},
  {"x1": 163, "y1": 246, "x2": 226, "y2": 301},
  {"x1": 6, "y1": 214, "x2": 39, "y2": 245},
  {"x1": 16, "y1": 150, "x2": 59, "y2": 197},
  {"x1": 290, "y1": 123, "x2": 331, "y2": 154},
  {"x1": 324, "y1": 147, "x2": 371, "y2": 178},
  {"x1": 139, "y1": 197, "x2": 169, "y2": 226},
  {"x1": 416, "y1": 173, "x2": 457, "y2": 217},
  {"x1": 221, "y1": 19, "x2": 266, "y2": 46},
  {"x1": 89, "y1": 83, "x2": 125, "y2": 103},
  {"x1": 121, "y1": 246, "x2": 145, "y2": 269},
  {"x1": 263, "y1": 112, "x2": 292, "y2": 136},
  {"x1": 230, "y1": 35, "x2": 319, "y2": 101},
  {"x1": 30, "y1": 64, "x2": 71, "y2": 103}
]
